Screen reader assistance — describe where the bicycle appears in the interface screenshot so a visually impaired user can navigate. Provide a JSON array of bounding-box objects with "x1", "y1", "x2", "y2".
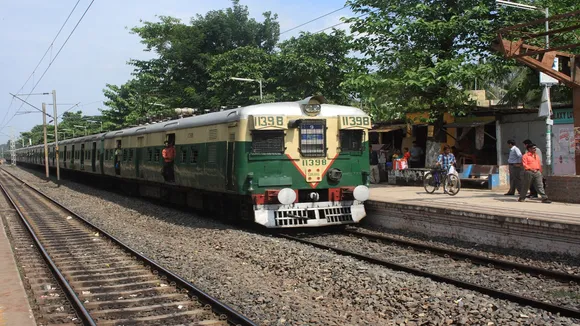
[{"x1": 423, "y1": 165, "x2": 461, "y2": 196}]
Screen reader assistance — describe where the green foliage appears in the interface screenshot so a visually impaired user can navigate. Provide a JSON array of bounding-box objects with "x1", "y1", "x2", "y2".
[
  {"x1": 346, "y1": 0, "x2": 503, "y2": 122},
  {"x1": 100, "y1": 1, "x2": 357, "y2": 127}
]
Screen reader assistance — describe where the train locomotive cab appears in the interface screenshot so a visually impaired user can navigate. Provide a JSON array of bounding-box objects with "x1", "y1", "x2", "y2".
[{"x1": 246, "y1": 96, "x2": 371, "y2": 228}]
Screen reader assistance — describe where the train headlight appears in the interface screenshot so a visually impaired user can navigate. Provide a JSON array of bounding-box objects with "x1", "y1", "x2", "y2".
[
  {"x1": 353, "y1": 185, "x2": 370, "y2": 202},
  {"x1": 277, "y1": 188, "x2": 296, "y2": 205}
]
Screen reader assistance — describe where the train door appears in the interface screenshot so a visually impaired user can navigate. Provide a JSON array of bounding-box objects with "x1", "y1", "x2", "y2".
[
  {"x1": 91, "y1": 142, "x2": 97, "y2": 172},
  {"x1": 63, "y1": 146, "x2": 67, "y2": 168},
  {"x1": 136, "y1": 136, "x2": 144, "y2": 178},
  {"x1": 114, "y1": 140, "x2": 121, "y2": 175},
  {"x1": 226, "y1": 133, "x2": 235, "y2": 191},
  {"x1": 80, "y1": 144, "x2": 85, "y2": 170},
  {"x1": 99, "y1": 139, "x2": 104, "y2": 174}
]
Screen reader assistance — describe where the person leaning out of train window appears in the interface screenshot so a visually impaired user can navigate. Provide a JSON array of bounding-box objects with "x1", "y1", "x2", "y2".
[
  {"x1": 162, "y1": 141, "x2": 176, "y2": 183},
  {"x1": 114, "y1": 143, "x2": 122, "y2": 175}
]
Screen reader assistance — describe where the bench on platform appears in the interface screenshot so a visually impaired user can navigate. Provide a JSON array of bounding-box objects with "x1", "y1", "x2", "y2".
[{"x1": 459, "y1": 164, "x2": 501, "y2": 189}]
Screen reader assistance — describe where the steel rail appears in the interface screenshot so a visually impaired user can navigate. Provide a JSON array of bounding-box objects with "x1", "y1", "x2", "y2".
[
  {"x1": 345, "y1": 229, "x2": 580, "y2": 284},
  {"x1": 0, "y1": 173, "x2": 97, "y2": 326},
  {"x1": 280, "y1": 234, "x2": 580, "y2": 319},
  {"x1": 0, "y1": 167, "x2": 256, "y2": 326}
]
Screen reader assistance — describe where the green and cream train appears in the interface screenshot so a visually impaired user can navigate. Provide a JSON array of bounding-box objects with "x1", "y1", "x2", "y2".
[{"x1": 13, "y1": 96, "x2": 372, "y2": 228}]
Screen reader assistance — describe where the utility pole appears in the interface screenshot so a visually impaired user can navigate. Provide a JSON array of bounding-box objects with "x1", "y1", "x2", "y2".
[
  {"x1": 10, "y1": 127, "x2": 15, "y2": 166},
  {"x1": 52, "y1": 90, "x2": 60, "y2": 181},
  {"x1": 42, "y1": 103, "x2": 49, "y2": 178}
]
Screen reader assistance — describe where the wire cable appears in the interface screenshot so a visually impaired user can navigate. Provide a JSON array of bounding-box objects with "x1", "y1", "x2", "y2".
[
  {"x1": 0, "y1": 0, "x2": 82, "y2": 129},
  {"x1": 1, "y1": 0, "x2": 96, "y2": 133},
  {"x1": 280, "y1": 6, "x2": 347, "y2": 35},
  {"x1": 312, "y1": 9, "x2": 379, "y2": 34}
]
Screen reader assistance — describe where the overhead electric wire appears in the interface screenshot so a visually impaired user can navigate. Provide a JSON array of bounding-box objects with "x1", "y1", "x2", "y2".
[
  {"x1": 312, "y1": 8, "x2": 379, "y2": 34},
  {"x1": 279, "y1": 6, "x2": 347, "y2": 35},
  {"x1": 1, "y1": 0, "x2": 96, "y2": 133},
  {"x1": 0, "y1": 0, "x2": 82, "y2": 130}
]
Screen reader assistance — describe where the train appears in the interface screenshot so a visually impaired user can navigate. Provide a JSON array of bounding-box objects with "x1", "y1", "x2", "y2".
[{"x1": 10, "y1": 96, "x2": 372, "y2": 228}]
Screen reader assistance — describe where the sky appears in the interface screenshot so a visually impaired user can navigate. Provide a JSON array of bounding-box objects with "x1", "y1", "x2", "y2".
[{"x1": 0, "y1": 0, "x2": 355, "y2": 144}]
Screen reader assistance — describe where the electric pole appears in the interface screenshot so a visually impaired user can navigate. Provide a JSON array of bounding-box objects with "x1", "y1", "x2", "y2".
[
  {"x1": 10, "y1": 127, "x2": 16, "y2": 166},
  {"x1": 52, "y1": 90, "x2": 60, "y2": 181},
  {"x1": 42, "y1": 103, "x2": 49, "y2": 178}
]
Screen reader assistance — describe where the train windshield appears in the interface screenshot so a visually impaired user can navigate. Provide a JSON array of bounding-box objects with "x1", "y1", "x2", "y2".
[{"x1": 299, "y1": 120, "x2": 326, "y2": 157}]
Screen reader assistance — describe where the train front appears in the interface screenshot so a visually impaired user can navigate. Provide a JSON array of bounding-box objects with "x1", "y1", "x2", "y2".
[{"x1": 245, "y1": 96, "x2": 371, "y2": 228}]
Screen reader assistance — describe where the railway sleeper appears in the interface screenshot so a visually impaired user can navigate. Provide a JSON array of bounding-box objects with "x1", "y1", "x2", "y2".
[
  {"x1": 83, "y1": 293, "x2": 190, "y2": 309},
  {"x1": 89, "y1": 300, "x2": 197, "y2": 317},
  {"x1": 50, "y1": 253, "x2": 126, "y2": 262},
  {"x1": 67, "y1": 270, "x2": 151, "y2": 281},
  {"x1": 96, "y1": 310, "x2": 224, "y2": 326},
  {"x1": 79, "y1": 286, "x2": 177, "y2": 301},
  {"x1": 69, "y1": 275, "x2": 158, "y2": 288},
  {"x1": 75, "y1": 280, "x2": 166, "y2": 293},
  {"x1": 65, "y1": 265, "x2": 142, "y2": 275}
]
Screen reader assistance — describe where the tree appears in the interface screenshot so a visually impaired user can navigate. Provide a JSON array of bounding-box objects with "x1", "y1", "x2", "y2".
[
  {"x1": 207, "y1": 46, "x2": 275, "y2": 107},
  {"x1": 273, "y1": 30, "x2": 358, "y2": 104},
  {"x1": 346, "y1": 0, "x2": 504, "y2": 133}
]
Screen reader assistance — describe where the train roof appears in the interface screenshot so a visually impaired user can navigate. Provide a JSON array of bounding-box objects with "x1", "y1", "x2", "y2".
[
  {"x1": 103, "y1": 101, "x2": 367, "y2": 139},
  {"x1": 16, "y1": 100, "x2": 368, "y2": 148}
]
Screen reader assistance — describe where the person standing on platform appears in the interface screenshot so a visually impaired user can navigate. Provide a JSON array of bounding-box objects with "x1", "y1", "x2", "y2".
[
  {"x1": 369, "y1": 143, "x2": 380, "y2": 184},
  {"x1": 523, "y1": 139, "x2": 542, "y2": 198},
  {"x1": 519, "y1": 144, "x2": 551, "y2": 203},
  {"x1": 505, "y1": 139, "x2": 522, "y2": 196}
]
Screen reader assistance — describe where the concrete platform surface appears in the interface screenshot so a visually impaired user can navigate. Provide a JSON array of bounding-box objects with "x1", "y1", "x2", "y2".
[
  {"x1": 369, "y1": 184, "x2": 580, "y2": 226},
  {"x1": 0, "y1": 216, "x2": 36, "y2": 326}
]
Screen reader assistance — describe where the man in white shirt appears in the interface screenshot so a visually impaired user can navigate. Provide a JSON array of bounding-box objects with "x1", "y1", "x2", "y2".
[{"x1": 505, "y1": 139, "x2": 522, "y2": 196}]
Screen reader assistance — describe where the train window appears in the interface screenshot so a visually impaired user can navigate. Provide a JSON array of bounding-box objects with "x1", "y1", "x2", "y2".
[
  {"x1": 154, "y1": 149, "x2": 160, "y2": 162},
  {"x1": 180, "y1": 148, "x2": 187, "y2": 163},
  {"x1": 251, "y1": 130, "x2": 284, "y2": 155},
  {"x1": 122, "y1": 149, "x2": 127, "y2": 161},
  {"x1": 207, "y1": 144, "x2": 217, "y2": 163},
  {"x1": 147, "y1": 149, "x2": 153, "y2": 162},
  {"x1": 190, "y1": 148, "x2": 198, "y2": 164},
  {"x1": 128, "y1": 149, "x2": 133, "y2": 162},
  {"x1": 299, "y1": 120, "x2": 326, "y2": 157},
  {"x1": 340, "y1": 130, "x2": 364, "y2": 152}
]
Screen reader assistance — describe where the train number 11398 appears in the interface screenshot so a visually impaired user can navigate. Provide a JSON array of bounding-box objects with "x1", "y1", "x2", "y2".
[
  {"x1": 341, "y1": 116, "x2": 371, "y2": 128},
  {"x1": 254, "y1": 116, "x2": 284, "y2": 128}
]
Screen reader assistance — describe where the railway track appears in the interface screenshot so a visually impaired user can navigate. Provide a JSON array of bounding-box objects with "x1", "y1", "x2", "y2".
[
  {"x1": 0, "y1": 168, "x2": 256, "y2": 326},
  {"x1": 280, "y1": 228, "x2": 580, "y2": 320}
]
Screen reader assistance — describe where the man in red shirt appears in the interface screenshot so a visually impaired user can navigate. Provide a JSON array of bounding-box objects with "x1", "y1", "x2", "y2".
[
  {"x1": 519, "y1": 144, "x2": 551, "y2": 203},
  {"x1": 162, "y1": 141, "x2": 175, "y2": 182}
]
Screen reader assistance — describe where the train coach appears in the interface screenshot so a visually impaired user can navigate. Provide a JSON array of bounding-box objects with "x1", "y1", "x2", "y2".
[{"x1": 13, "y1": 96, "x2": 372, "y2": 228}]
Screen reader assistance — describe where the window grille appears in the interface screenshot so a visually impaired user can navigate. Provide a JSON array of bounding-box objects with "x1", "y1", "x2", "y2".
[
  {"x1": 208, "y1": 144, "x2": 217, "y2": 163},
  {"x1": 181, "y1": 149, "x2": 187, "y2": 163},
  {"x1": 340, "y1": 130, "x2": 364, "y2": 152},
  {"x1": 299, "y1": 120, "x2": 325, "y2": 157},
  {"x1": 123, "y1": 149, "x2": 128, "y2": 161},
  {"x1": 148, "y1": 149, "x2": 153, "y2": 161},
  {"x1": 209, "y1": 129, "x2": 218, "y2": 140},
  {"x1": 154, "y1": 149, "x2": 160, "y2": 162},
  {"x1": 251, "y1": 130, "x2": 284, "y2": 155},
  {"x1": 190, "y1": 148, "x2": 198, "y2": 164}
]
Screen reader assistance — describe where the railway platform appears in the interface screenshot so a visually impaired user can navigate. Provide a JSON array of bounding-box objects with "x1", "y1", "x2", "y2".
[
  {"x1": 365, "y1": 185, "x2": 580, "y2": 256},
  {"x1": 0, "y1": 216, "x2": 36, "y2": 326}
]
